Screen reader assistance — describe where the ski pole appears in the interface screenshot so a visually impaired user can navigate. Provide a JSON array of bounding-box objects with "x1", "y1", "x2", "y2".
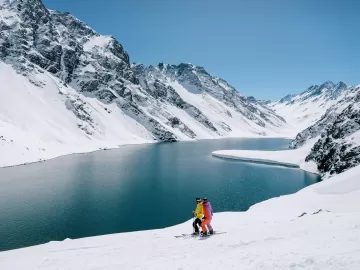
[{"x1": 192, "y1": 214, "x2": 195, "y2": 234}]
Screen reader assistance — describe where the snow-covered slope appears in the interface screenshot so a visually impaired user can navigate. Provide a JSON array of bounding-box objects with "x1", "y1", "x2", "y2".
[
  {"x1": 0, "y1": 61, "x2": 155, "y2": 167},
  {"x1": 0, "y1": 0, "x2": 288, "y2": 167},
  {"x1": 272, "y1": 80, "x2": 360, "y2": 177},
  {"x1": 133, "y1": 63, "x2": 286, "y2": 137},
  {"x1": 301, "y1": 100, "x2": 360, "y2": 177},
  {"x1": 271, "y1": 81, "x2": 359, "y2": 136},
  {"x1": 1, "y1": 165, "x2": 360, "y2": 270}
]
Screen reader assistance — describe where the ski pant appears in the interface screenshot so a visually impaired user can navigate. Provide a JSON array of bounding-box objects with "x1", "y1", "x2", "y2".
[
  {"x1": 201, "y1": 217, "x2": 213, "y2": 232},
  {"x1": 193, "y1": 218, "x2": 202, "y2": 233}
]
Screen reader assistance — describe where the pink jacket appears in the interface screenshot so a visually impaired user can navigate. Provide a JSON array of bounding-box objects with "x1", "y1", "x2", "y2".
[{"x1": 203, "y1": 202, "x2": 213, "y2": 219}]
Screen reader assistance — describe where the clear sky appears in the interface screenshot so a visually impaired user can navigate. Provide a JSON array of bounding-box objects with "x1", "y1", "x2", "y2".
[{"x1": 43, "y1": 0, "x2": 360, "y2": 100}]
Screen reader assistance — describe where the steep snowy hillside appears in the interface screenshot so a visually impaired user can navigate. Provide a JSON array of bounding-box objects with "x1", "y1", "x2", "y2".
[
  {"x1": 303, "y1": 99, "x2": 360, "y2": 177},
  {"x1": 271, "y1": 81, "x2": 357, "y2": 136},
  {"x1": 0, "y1": 0, "x2": 287, "y2": 167},
  {"x1": 133, "y1": 63, "x2": 286, "y2": 137},
  {"x1": 287, "y1": 85, "x2": 360, "y2": 177},
  {"x1": 0, "y1": 61, "x2": 156, "y2": 167}
]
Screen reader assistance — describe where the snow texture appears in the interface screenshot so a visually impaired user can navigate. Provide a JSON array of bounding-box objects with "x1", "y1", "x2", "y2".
[
  {"x1": 271, "y1": 81, "x2": 358, "y2": 137},
  {"x1": 1, "y1": 165, "x2": 360, "y2": 269}
]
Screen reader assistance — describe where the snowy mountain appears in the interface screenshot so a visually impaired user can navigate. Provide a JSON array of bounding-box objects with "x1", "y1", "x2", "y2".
[
  {"x1": 268, "y1": 81, "x2": 360, "y2": 177},
  {"x1": 0, "y1": 0, "x2": 287, "y2": 167},
  {"x1": 276, "y1": 81, "x2": 360, "y2": 177},
  {"x1": 297, "y1": 91, "x2": 360, "y2": 177},
  {"x1": 270, "y1": 81, "x2": 356, "y2": 136}
]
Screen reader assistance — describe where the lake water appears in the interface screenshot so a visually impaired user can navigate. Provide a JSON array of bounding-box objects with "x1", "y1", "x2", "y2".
[{"x1": 0, "y1": 138, "x2": 320, "y2": 251}]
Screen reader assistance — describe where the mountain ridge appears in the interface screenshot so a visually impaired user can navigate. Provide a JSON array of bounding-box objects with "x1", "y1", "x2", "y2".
[{"x1": 270, "y1": 80, "x2": 357, "y2": 136}]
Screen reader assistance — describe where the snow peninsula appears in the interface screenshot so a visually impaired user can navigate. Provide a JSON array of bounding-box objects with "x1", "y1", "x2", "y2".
[{"x1": 212, "y1": 143, "x2": 318, "y2": 174}]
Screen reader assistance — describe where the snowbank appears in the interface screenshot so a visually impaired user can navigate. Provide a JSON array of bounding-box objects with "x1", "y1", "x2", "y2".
[
  {"x1": 212, "y1": 141, "x2": 318, "y2": 174},
  {"x1": 1, "y1": 165, "x2": 360, "y2": 269}
]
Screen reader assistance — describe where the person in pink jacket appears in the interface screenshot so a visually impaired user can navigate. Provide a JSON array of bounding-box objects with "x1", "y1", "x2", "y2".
[{"x1": 200, "y1": 197, "x2": 214, "y2": 236}]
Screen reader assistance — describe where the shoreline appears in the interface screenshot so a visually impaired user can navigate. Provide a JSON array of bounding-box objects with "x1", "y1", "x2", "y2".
[
  {"x1": 212, "y1": 146, "x2": 319, "y2": 176},
  {"x1": 212, "y1": 154, "x2": 301, "y2": 168},
  {"x1": 212, "y1": 153, "x2": 321, "y2": 177},
  {"x1": 1, "y1": 164, "x2": 359, "y2": 269},
  {"x1": 0, "y1": 135, "x2": 292, "y2": 169}
]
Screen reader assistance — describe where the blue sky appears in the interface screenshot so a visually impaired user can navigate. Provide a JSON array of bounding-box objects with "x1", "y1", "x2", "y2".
[{"x1": 43, "y1": 0, "x2": 360, "y2": 100}]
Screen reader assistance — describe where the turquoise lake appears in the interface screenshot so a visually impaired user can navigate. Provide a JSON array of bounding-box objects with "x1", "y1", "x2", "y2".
[{"x1": 0, "y1": 138, "x2": 320, "y2": 251}]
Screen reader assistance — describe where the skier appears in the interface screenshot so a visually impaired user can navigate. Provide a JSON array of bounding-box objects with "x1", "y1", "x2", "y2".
[
  {"x1": 200, "y1": 197, "x2": 214, "y2": 236},
  {"x1": 192, "y1": 198, "x2": 203, "y2": 235}
]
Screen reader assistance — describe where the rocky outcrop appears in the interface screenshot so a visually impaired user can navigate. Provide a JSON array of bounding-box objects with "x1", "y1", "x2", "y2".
[
  {"x1": 305, "y1": 102, "x2": 360, "y2": 176},
  {"x1": 290, "y1": 87, "x2": 360, "y2": 177}
]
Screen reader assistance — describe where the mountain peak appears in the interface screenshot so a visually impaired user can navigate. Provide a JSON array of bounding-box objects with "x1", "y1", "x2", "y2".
[
  {"x1": 279, "y1": 94, "x2": 295, "y2": 103},
  {"x1": 4, "y1": 0, "x2": 47, "y2": 12},
  {"x1": 335, "y1": 81, "x2": 347, "y2": 89},
  {"x1": 319, "y1": 80, "x2": 335, "y2": 89},
  {"x1": 302, "y1": 80, "x2": 347, "y2": 98}
]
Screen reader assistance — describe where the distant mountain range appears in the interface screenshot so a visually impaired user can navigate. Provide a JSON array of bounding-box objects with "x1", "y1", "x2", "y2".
[
  {"x1": 270, "y1": 81, "x2": 354, "y2": 134},
  {"x1": 1, "y1": 0, "x2": 360, "y2": 176}
]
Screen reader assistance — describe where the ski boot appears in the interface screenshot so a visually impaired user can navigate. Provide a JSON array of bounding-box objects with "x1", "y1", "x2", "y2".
[
  {"x1": 191, "y1": 232, "x2": 199, "y2": 236},
  {"x1": 209, "y1": 229, "x2": 214, "y2": 235},
  {"x1": 200, "y1": 231, "x2": 207, "y2": 237}
]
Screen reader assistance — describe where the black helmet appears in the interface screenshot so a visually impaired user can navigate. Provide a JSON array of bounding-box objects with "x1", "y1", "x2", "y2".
[
  {"x1": 196, "y1": 197, "x2": 202, "y2": 202},
  {"x1": 202, "y1": 197, "x2": 208, "y2": 202}
]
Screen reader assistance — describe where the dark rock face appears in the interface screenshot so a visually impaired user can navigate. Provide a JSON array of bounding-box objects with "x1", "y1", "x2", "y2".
[
  {"x1": 292, "y1": 89, "x2": 360, "y2": 176},
  {"x1": 0, "y1": 0, "x2": 133, "y2": 87},
  {"x1": 290, "y1": 110, "x2": 337, "y2": 149},
  {"x1": 287, "y1": 82, "x2": 360, "y2": 176}
]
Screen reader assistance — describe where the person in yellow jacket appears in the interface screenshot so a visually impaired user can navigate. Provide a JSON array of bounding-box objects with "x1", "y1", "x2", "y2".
[{"x1": 192, "y1": 198, "x2": 203, "y2": 235}]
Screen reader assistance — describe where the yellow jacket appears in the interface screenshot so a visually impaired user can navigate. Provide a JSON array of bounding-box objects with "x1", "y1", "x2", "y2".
[{"x1": 194, "y1": 202, "x2": 203, "y2": 219}]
